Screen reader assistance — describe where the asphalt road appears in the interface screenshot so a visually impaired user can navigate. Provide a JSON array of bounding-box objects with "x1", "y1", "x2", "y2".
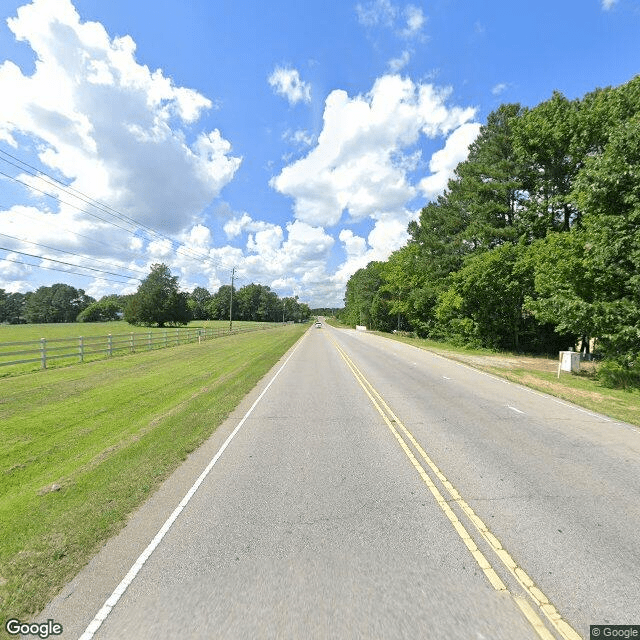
[{"x1": 39, "y1": 322, "x2": 640, "y2": 639}]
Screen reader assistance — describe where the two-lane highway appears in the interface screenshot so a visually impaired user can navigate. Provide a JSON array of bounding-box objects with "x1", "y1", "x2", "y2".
[{"x1": 40, "y1": 323, "x2": 640, "y2": 639}]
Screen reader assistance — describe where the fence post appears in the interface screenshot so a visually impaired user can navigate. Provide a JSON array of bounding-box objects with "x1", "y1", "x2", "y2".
[
  {"x1": 130, "y1": 332, "x2": 134, "y2": 353},
  {"x1": 108, "y1": 334, "x2": 113, "y2": 357},
  {"x1": 148, "y1": 331, "x2": 152, "y2": 350},
  {"x1": 79, "y1": 336, "x2": 84, "y2": 363},
  {"x1": 176, "y1": 327, "x2": 179, "y2": 345},
  {"x1": 40, "y1": 338, "x2": 47, "y2": 369}
]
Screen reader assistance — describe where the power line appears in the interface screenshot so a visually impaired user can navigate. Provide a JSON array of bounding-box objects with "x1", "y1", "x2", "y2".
[
  {"x1": 0, "y1": 204, "x2": 179, "y2": 270},
  {"x1": 0, "y1": 149, "x2": 165, "y2": 239},
  {"x1": 0, "y1": 149, "x2": 238, "y2": 273},
  {"x1": 0, "y1": 148, "x2": 307, "y2": 296},
  {"x1": 0, "y1": 165, "x2": 236, "y2": 274},
  {"x1": 0, "y1": 169, "x2": 139, "y2": 236},
  {"x1": 0, "y1": 256, "x2": 136, "y2": 286},
  {"x1": 0, "y1": 247, "x2": 143, "y2": 283},
  {"x1": 0, "y1": 232, "x2": 149, "y2": 278}
]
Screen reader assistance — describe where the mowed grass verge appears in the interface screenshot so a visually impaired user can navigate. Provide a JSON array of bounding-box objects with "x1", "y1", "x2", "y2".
[
  {"x1": 0, "y1": 320, "x2": 276, "y2": 343},
  {"x1": 0, "y1": 323, "x2": 307, "y2": 631},
  {"x1": 0, "y1": 320, "x2": 281, "y2": 376}
]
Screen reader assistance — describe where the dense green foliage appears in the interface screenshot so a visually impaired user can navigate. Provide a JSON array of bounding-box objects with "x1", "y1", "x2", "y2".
[
  {"x1": 4, "y1": 268, "x2": 311, "y2": 327},
  {"x1": 23, "y1": 284, "x2": 94, "y2": 323},
  {"x1": 340, "y1": 75, "x2": 640, "y2": 382},
  {"x1": 124, "y1": 263, "x2": 191, "y2": 327},
  {"x1": 206, "y1": 282, "x2": 311, "y2": 323},
  {"x1": 0, "y1": 290, "x2": 28, "y2": 324},
  {"x1": 77, "y1": 295, "x2": 129, "y2": 322}
]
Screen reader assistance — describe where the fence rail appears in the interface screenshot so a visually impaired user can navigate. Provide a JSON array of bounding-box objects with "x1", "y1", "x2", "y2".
[{"x1": 0, "y1": 324, "x2": 285, "y2": 371}]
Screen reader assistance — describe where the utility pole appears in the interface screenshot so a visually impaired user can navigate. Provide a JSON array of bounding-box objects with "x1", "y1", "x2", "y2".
[{"x1": 229, "y1": 267, "x2": 235, "y2": 332}]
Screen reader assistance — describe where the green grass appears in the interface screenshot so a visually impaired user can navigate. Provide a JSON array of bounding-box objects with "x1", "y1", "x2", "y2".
[
  {"x1": 0, "y1": 320, "x2": 284, "y2": 376},
  {"x1": 0, "y1": 319, "x2": 277, "y2": 342},
  {"x1": 0, "y1": 323, "x2": 307, "y2": 632}
]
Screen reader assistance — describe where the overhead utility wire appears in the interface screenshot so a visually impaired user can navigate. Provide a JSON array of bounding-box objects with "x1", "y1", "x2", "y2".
[
  {"x1": 0, "y1": 166, "x2": 234, "y2": 273},
  {"x1": 0, "y1": 169, "x2": 139, "y2": 236},
  {"x1": 0, "y1": 232, "x2": 149, "y2": 278},
  {"x1": 0, "y1": 149, "x2": 163, "y2": 238},
  {"x1": 0, "y1": 247, "x2": 143, "y2": 282},
  {"x1": 2, "y1": 200, "x2": 183, "y2": 268},
  {"x1": 0, "y1": 256, "x2": 136, "y2": 286},
  {"x1": 0, "y1": 150, "x2": 237, "y2": 273}
]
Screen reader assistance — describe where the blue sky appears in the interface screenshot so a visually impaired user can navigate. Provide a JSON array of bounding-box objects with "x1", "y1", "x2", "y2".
[{"x1": 0, "y1": 0, "x2": 639, "y2": 307}]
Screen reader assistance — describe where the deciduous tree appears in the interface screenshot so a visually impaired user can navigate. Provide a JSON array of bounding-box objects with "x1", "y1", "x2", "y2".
[{"x1": 124, "y1": 264, "x2": 191, "y2": 327}]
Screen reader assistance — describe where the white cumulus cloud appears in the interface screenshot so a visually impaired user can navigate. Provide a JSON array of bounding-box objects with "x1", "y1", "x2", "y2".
[
  {"x1": 418, "y1": 121, "x2": 481, "y2": 199},
  {"x1": 268, "y1": 73, "x2": 478, "y2": 306},
  {"x1": 268, "y1": 66, "x2": 311, "y2": 105},
  {"x1": 271, "y1": 74, "x2": 477, "y2": 228},
  {"x1": 223, "y1": 213, "x2": 281, "y2": 239},
  {"x1": 0, "y1": 0, "x2": 243, "y2": 294},
  {"x1": 0, "y1": 0, "x2": 241, "y2": 242}
]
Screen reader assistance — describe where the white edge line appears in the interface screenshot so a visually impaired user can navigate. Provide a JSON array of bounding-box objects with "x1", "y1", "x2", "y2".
[
  {"x1": 79, "y1": 334, "x2": 306, "y2": 640},
  {"x1": 421, "y1": 348, "x2": 614, "y2": 423}
]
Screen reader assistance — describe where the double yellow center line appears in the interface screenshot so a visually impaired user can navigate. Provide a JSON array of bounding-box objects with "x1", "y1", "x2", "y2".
[{"x1": 330, "y1": 336, "x2": 582, "y2": 640}]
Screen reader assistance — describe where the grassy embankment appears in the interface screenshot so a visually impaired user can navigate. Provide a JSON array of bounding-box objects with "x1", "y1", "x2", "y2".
[
  {"x1": 325, "y1": 318, "x2": 640, "y2": 428},
  {"x1": 0, "y1": 322, "x2": 307, "y2": 632}
]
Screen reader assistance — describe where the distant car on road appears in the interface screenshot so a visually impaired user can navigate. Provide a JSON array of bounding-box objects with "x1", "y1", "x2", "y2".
[{"x1": 315, "y1": 321, "x2": 322, "y2": 328}]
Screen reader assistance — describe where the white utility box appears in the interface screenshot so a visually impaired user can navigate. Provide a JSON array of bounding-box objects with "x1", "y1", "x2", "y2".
[{"x1": 559, "y1": 350, "x2": 581, "y2": 373}]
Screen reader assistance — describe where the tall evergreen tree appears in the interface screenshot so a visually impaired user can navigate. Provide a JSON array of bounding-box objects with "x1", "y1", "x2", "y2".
[
  {"x1": 455, "y1": 103, "x2": 526, "y2": 249},
  {"x1": 513, "y1": 92, "x2": 582, "y2": 235}
]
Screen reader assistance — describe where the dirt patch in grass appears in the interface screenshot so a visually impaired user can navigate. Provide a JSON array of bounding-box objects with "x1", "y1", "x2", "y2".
[
  {"x1": 445, "y1": 351, "x2": 596, "y2": 376},
  {"x1": 489, "y1": 370, "x2": 604, "y2": 401}
]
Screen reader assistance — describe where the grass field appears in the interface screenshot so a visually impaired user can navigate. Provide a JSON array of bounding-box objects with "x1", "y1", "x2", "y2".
[
  {"x1": 0, "y1": 320, "x2": 276, "y2": 342},
  {"x1": 0, "y1": 320, "x2": 283, "y2": 376},
  {"x1": 0, "y1": 322, "x2": 307, "y2": 633}
]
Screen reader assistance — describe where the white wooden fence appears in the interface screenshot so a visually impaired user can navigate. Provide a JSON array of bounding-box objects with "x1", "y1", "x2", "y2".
[{"x1": 0, "y1": 324, "x2": 282, "y2": 371}]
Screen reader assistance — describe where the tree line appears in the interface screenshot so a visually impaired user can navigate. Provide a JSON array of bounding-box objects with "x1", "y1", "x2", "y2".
[
  {"x1": 340, "y1": 75, "x2": 640, "y2": 385},
  {"x1": 0, "y1": 264, "x2": 311, "y2": 327}
]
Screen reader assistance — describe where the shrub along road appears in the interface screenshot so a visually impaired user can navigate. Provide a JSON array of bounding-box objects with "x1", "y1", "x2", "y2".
[{"x1": 36, "y1": 323, "x2": 640, "y2": 639}]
